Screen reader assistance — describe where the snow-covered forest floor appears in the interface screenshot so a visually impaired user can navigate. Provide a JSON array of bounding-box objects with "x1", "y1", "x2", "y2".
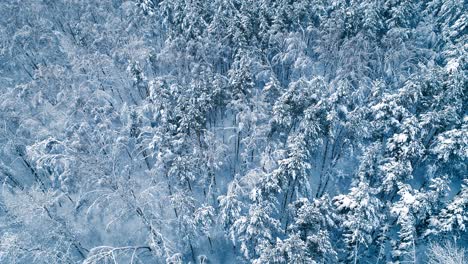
[{"x1": 0, "y1": 0, "x2": 466, "y2": 263}]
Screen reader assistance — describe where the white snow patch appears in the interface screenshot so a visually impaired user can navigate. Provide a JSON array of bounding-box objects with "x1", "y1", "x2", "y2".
[
  {"x1": 395, "y1": 133, "x2": 408, "y2": 143},
  {"x1": 446, "y1": 59, "x2": 459, "y2": 73},
  {"x1": 402, "y1": 192, "x2": 415, "y2": 204}
]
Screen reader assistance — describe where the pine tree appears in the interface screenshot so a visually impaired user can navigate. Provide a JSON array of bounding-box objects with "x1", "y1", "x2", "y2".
[
  {"x1": 231, "y1": 201, "x2": 280, "y2": 259},
  {"x1": 334, "y1": 179, "x2": 382, "y2": 263}
]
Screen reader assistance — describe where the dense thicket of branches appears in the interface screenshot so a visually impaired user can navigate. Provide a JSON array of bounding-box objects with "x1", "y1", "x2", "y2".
[{"x1": 0, "y1": 0, "x2": 466, "y2": 263}]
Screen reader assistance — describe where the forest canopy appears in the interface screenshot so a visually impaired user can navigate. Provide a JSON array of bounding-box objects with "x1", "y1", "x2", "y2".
[{"x1": 0, "y1": 0, "x2": 466, "y2": 263}]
